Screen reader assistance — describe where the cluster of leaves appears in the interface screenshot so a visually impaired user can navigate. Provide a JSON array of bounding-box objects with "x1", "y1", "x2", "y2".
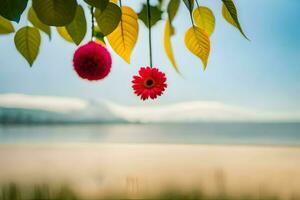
[{"x1": 0, "y1": 0, "x2": 247, "y2": 72}]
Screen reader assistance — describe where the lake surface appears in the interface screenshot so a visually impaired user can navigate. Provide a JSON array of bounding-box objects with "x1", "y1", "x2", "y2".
[{"x1": 0, "y1": 123, "x2": 300, "y2": 146}]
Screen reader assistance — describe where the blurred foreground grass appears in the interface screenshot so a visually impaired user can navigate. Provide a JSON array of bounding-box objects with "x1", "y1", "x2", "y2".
[{"x1": 1, "y1": 183, "x2": 299, "y2": 200}]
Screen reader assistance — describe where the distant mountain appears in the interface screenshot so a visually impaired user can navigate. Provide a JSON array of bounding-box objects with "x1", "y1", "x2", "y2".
[
  {"x1": 0, "y1": 94, "x2": 299, "y2": 124},
  {"x1": 0, "y1": 94, "x2": 124, "y2": 124}
]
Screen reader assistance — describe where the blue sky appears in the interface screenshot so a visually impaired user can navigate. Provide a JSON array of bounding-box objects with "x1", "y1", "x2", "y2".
[{"x1": 0, "y1": 0, "x2": 299, "y2": 112}]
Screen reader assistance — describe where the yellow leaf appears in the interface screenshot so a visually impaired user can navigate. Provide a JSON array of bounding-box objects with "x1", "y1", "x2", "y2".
[
  {"x1": 110, "y1": 0, "x2": 118, "y2": 4},
  {"x1": 56, "y1": 27, "x2": 73, "y2": 43},
  {"x1": 184, "y1": 26, "x2": 210, "y2": 70},
  {"x1": 107, "y1": 6, "x2": 138, "y2": 63},
  {"x1": 95, "y1": 39, "x2": 106, "y2": 47},
  {"x1": 164, "y1": 20, "x2": 179, "y2": 73},
  {"x1": 193, "y1": 7, "x2": 215, "y2": 37}
]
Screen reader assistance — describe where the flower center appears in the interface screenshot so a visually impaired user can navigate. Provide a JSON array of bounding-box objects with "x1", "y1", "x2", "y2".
[
  {"x1": 144, "y1": 78, "x2": 155, "y2": 88},
  {"x1": 85, "y1": 58, "x2": 97, "y2": 68}
]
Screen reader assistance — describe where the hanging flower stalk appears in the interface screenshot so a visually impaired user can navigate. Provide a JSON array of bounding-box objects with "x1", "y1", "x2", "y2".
[
  {"x1": 132, "y1": 0, "x2": 167, "y2": 101},
  {"x1": 72, "y1": 5, "x2": 112, "y2": 81}
]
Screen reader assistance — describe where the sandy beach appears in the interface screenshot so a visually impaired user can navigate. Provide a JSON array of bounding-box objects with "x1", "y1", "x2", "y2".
[{"x1": 0, "y1": 144, "x2": 299, "y2": 199}]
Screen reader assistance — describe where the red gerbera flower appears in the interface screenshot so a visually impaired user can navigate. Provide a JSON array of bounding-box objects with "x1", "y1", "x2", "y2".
[
  {"x1": 73, "y1": 41, "x2": 112, "y2": 81},
  {"x1": 132, "y1": 67, "x2": 167, "y2": 100}
]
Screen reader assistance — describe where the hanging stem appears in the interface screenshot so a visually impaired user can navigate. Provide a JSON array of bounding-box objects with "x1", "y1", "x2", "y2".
[
  {"x1": 147, "y1": 0, "x2": 153, "y2": 67},
  {"x1": 90, "y1": 6, "x2": 95, "y2": 40},
  {"x1": 195, "y1": 0, "x2": 200, "y2": 8},
  {"x1": 119, "y1": 0, "x2": 125, "y2": 48},
  {"x1": 189, "y1": 5, "x2": 195, "y2": 27},
  {"x1": 195, "y1": 0, "x2": 202, "y2": 26}
]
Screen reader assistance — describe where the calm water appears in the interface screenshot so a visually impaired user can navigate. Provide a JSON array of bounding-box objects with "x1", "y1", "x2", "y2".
[{"x1": 0, "y1": 123, "x2": 300, "y2": 146}]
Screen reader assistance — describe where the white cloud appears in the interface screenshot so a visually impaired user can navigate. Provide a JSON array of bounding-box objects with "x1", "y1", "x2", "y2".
[
  {"x1": 106, "y1": 101, "x2": 300, "y2": 123},
  {"x1": 0, "y1": 93, "x2": 88, "y2": 113}
]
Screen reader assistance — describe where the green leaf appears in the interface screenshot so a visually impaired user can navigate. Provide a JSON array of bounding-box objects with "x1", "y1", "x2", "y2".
[
  {"x1": 167, "y1": 0, "x2": 180, "y2": 23},
  {"x1": 183, "y1": 0, "x2": 194, "y2": 12},
  {"x1": 66, "y1": 5, "x2": 86, "y2": 45},
  {"x1": 0, "y1": 16, "x2": 15, "y2": 34},
  {"x1": 94, "y1": 26, "x2": 105, "y2": 44},
  {"x1": 84, "y1": 0, "x2": 109, "y2": 11},
  {"x1": 138, "y1": 4, "x2": 163, "y2": 28},
  {"x1": 14, "y1": 26, "x2": 41, "y2": 66},
  {"x1": 28, "y1": 7, "x2": 51, "y2": 39},
  {"x1": 95, "y1": 3, "x2": 121, "y2": 36},
  {"x1": 32, "y1": 0, "x2": 78, "y2": 26},
  {"x1": 158, "y1": 0, "x2": 163, "y2": 5},
  {"x1": 222, "y1": 0, "x2": 248, "y2": 40},
  {"x1": 0, "y1": 0, "x2": 28, "y2": 22},
  {"x1": 158, "y1": 0, "x2": 164, "y2": 9}
]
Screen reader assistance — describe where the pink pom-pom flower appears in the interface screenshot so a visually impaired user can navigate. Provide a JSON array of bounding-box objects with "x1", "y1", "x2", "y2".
[{"x1": 73, "y1": 41, "x2": 112, "y2": 81}]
